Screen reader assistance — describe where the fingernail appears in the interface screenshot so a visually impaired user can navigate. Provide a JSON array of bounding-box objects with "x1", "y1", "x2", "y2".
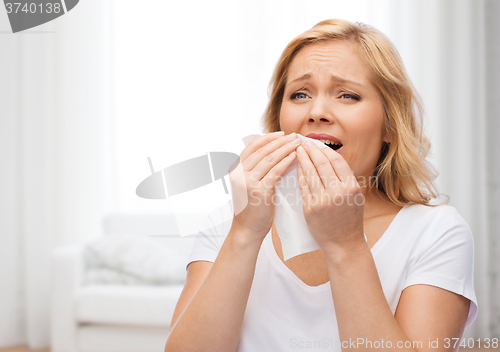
[
  {"x1": 274, "y1": 131, "x2": 285, "y2": 135},
  {"x1": 304, "y1": 141, "x2": 312, "y2": 147},
  {"x1": 287, "y1": 132, "x2": 297, "y2": 139},
  {"x1": 297, "y1": 145, "x2": 305, "y2": 153}
]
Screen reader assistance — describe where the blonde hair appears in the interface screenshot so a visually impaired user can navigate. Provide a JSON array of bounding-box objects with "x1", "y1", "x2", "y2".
[{"x1": 261, "y1": 19, "x2": 447, "y2": 207}]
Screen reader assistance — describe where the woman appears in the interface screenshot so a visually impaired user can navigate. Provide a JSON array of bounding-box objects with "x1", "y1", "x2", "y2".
[{"x1": 165, "y1": 19, "x2": 477, "y2": 352}]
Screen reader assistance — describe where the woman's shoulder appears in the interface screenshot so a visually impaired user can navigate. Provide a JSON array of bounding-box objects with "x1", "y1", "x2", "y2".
[
  {"x1": 401, "y1": 202, "x2": 473, "y2": 247},
  {"x1": 188, "y1": 200, "x2": 235, "y2": 264},
  {"x1": 404, "y1": 202, "x2": 468, "y2": 226}
]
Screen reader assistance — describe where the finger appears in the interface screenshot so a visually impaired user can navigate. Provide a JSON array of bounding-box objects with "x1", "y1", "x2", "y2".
[
  {"x1": 239, "y1": 131, "x2": 284, "y2": 164},
  {"x1": 296, "y1": 161, "x2": 311, "y2": 199},
  {"x1": 265, "y1": 150, "x2": 297, "y2": 188},
  {"x1": 296, "y1": 144, "x2": 324, "y2": 194},
  {"x1": 317, "y1": 144, "x2": 354, "y2": 184},
  {"x1": 244, "y1": 133, "x2": 297, "y2": 171},
  {"x1": 303, "y1": 141, "x2": 340, "y2": 188},
  {"x1": 250, "y1": 136, "x2": 301, "y2": 180}
]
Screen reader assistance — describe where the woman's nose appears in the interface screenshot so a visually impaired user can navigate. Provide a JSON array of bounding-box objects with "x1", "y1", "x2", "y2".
[{"x1": 307, "y1": 96, "x2": 334, "y2": 124}]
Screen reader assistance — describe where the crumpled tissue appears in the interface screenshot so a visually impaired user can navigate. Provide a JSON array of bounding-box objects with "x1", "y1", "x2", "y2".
[{"x1": 242, "y1": 133, "x2": 330, "y2": 260}]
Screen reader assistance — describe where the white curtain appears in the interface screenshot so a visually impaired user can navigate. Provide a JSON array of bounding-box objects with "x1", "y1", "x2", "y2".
[
  {"x1": 0, "y1": 0, "x2": 114, "y2": 348},
  {"x1": 485, "y1": 0, "x2": 500, "y2": 339}
]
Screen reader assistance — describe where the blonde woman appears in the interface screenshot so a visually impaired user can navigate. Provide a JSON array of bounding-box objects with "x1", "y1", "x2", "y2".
[{"x1": 165, "y1": 19, "x2": 477, "y2": 352}]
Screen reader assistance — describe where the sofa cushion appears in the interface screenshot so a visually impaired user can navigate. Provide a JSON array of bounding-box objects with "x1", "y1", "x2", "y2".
[
  {"x1": 84, "y1": 235, "x2": 196, "y2": 285},
  {"x1": 75, "y1": 285, "x2": 184, "y2": 326}
]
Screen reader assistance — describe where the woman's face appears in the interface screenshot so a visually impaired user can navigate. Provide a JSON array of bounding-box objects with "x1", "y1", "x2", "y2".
[{"x1": 279, "y1": 40, "x2": 388, "y2": 179}]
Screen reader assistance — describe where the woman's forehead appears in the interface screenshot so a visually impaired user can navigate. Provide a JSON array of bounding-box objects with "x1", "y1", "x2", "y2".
[{"x1": 287, "y1": 41, "x2": 372, "y2": 86}]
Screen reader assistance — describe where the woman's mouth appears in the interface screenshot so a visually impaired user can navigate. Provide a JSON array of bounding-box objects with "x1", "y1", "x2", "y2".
[
  {"x1": 317, "y1": 139, "x2": 343, "y2": 151},
  {"x1": 305, "y1": 133, "x2": 343, "y2": 152}
]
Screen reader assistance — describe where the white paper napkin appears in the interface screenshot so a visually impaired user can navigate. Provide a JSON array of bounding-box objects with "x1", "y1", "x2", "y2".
[{"x1": 242, "y1": 133, "x2": 329, "y2": 260}]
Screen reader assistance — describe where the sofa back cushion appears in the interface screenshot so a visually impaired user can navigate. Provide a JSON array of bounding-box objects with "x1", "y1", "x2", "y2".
[{"x1": 83, "y1": 212, "x2": 200, "y2": 285}]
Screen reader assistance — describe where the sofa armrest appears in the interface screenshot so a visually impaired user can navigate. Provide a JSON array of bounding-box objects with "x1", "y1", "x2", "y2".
[{"x1": 51, "y1": 245, "x2": 85, "y2": 352}]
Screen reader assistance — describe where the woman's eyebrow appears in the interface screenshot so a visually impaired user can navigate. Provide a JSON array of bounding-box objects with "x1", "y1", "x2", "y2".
[{"x1": 289, "y1": 73, "x2": 362, "y2": 87}]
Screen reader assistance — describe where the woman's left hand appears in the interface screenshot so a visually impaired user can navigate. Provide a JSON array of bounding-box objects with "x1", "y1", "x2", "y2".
[{"x1": 296, "y1": 141, "x2": 365, "y2": 253}]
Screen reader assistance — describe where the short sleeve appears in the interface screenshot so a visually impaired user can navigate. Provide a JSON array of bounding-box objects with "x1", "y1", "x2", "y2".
[
  {"x1": 403, "y1": 206, "x2": 478, "y2": 328},
  {"x1": 186, "y1": 200, "x2": 234, "y2": 269}
]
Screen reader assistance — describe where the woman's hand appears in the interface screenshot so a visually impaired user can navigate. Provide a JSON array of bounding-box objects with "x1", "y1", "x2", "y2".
[
  {"x1": 229, "y1": 132, "x2": 301, "y2": 244},
  {"x1": 296, "y1": 141, "x2": 365, "y2": 253}
]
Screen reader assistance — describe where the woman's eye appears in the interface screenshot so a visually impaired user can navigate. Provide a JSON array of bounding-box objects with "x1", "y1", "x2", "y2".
[
  {"x1": 291, "y1": 92, "x2": 308, "y2": 100},
  {"x1": 341, "y1": 93, "x2": 360, "y2": 101}
]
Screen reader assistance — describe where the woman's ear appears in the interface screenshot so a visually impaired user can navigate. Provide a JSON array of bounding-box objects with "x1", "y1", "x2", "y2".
[{"x1": 382, "y1": 131, "x2": 391, "y2": 144}]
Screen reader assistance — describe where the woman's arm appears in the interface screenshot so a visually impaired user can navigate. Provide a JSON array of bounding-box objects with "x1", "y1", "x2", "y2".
[
  {"x1": 296, "y1": 142, "x2": 471, "y2": 352},
  {"x1": 165, "y1": 227, "x2": 263, "y2": 352},
  {"x1": 297, "y1": 144, "x2": 470, "y2": 352},
  {"x1": 324, "y1": 244, "x2": 470, "y2": 352},
  {"x1": 166, "y1": 132, "x2": 301, "y2": 352},
  {"x1": 168, "y1": 261, "x2": 213, "y2": 333},
  {"x1": 395, "y1": 284, "x2": 470, "y2": 351}
]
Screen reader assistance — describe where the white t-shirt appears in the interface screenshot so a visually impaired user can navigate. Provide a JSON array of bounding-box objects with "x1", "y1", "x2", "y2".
[{"x1": 188, "y1": 200, "x2": 478, "y2": 352}]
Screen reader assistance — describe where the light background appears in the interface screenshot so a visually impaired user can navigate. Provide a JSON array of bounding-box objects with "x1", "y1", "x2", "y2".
[{"x1": 1, "y1": 0, "x2": 499, "y2": 348}]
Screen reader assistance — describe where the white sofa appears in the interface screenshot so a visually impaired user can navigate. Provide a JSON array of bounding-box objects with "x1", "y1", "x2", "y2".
[{"x1": 50, "y1": 212, "x2": 198, "y2": 352}]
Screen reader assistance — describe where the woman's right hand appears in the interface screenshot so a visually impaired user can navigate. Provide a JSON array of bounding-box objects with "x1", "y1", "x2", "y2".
[{"x1": 229, "y1": 132, "x2": 301, "y2": 243}]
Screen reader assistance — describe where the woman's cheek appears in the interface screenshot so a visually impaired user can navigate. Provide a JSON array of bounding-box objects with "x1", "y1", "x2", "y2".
[
  {"x1": 279, "y1": 108, "x2": 300, "y2": 131},
  {"x1": 286, "y1": 107, "x2": 309, "y2": 126}
]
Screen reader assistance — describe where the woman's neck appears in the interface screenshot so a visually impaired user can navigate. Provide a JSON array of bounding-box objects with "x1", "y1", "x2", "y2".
[{"x1": 361, "y1": 186, "x2": 399, "y2": 219}]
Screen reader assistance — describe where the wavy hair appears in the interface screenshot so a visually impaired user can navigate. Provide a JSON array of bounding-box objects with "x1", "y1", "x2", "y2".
[{"x1": 261, "y1": 19, "x2": 447, "y2": 207}]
